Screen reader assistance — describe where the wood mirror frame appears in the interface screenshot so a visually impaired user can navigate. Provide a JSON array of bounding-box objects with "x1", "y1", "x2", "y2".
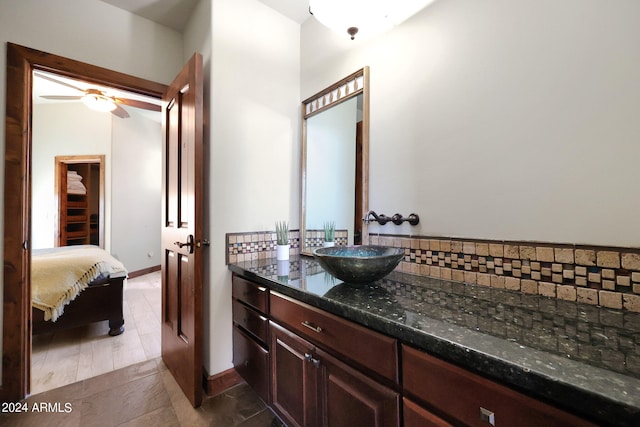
[{"x1": 299, "y1": 67, "x2": 370, "y2": 255}]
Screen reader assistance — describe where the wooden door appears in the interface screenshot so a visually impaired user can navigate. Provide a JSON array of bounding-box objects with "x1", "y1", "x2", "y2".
[
  {"x1": 161, "y1": 52, "x2": 204, "y2": 408},
  {"x1": 270, "y1": 322, "x2": 319, "y2": 427}
]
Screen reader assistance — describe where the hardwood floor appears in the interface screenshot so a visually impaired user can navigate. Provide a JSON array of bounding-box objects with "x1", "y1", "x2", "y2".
[{"x1": 31, "y1": 271, "x2": 162, "y2": 394}]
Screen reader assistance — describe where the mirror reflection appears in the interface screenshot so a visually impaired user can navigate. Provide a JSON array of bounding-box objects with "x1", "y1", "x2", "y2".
[{"x1": 300, "y1": 68, "x2": 369, "y2": 255}]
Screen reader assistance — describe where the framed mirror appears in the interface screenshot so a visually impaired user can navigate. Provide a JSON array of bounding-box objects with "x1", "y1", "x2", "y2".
[{"x1": 300, "y1": 67, "x2": 370, "y2": 255}]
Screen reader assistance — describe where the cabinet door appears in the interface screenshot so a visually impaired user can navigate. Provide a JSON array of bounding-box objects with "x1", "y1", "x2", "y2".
[
  {"x1": 270, "y1": 322, "x2": 319, "y2": 427},
  {"x1": 316, "y1": 347, "x2": 400, "y2": 427}
]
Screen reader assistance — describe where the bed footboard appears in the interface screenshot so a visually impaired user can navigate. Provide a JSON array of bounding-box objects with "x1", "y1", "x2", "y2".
[{"x1": 32, "y1": 275, "x2": 126, "y2": 336}]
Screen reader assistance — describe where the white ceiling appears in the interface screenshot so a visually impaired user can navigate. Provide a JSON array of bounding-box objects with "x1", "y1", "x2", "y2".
[{"x1": 99, "y1": 0, "x2": 310, "y2": 31}]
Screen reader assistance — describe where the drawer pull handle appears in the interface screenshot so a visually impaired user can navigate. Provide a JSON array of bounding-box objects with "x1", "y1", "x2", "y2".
[
  {"x1": 301, "y1": 321, "x2": 323, "y2": 333},
  {"x1": 480, "y1": 407, "x2": 495, "y2": 426}
]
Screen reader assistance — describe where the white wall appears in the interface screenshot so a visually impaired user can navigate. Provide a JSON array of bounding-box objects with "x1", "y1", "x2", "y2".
[
  {"x1": 183, "y1": 0, "x2": 300, "y2": 375},
  {"x1": 0, "y1": 0, "x2": 184, "y2": 384},
  {"x1": 32, "y1": 103, "x2": 161, "y2": 272},
  {"x1": 32, "y1": 103, "x2": 112, "y2": 250},
  {"x1": 301, "y1": 0, "x2": 640, "y2": 248},
  {"x1": 111, "y1": 110, "x2": 162, "y2": 272}
]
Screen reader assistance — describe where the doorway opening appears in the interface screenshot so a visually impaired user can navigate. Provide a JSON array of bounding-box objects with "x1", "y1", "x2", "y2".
[
  {"x1": 2, "y1": 43, "x2": 167, "y2": 401},
  {"x1": 30, "y1": 73, "x2": 162, "y2": 394},
  {"x1": 55, "y1": 155, "x2": 105, "y2": 248}
]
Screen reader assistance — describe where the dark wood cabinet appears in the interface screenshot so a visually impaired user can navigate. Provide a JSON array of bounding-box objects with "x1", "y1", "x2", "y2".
[
  {"x1": 402, "y1": 345, "x2": 597, "y2": 427},
  {"x1": 232, "y1": 326, "x2": 270, "y2": 403},
  {"x1": 270, "y1": 321, "x2": 319, "y2": 427},
  {"x1": 232, "y1": 274, "x2": 596, "y2": 427},
  {"x1": 269, "y1": 290, "x2": 400, "y2": 427},
  {"x1": 317, "y1": 346, "x2": 399, "y2": 427},
  {"x1": 231, "y1": 275, "x2": 270, "y2": 403},
  {"x1": 270, "y1": 291, "x2": 398, "y2": 385},
  {"x1": 403, "y1": 397, "x2": 453, "y2": 427},
  {"x1": 269, "y1": 320, "x2": 400, "y2": 427}
]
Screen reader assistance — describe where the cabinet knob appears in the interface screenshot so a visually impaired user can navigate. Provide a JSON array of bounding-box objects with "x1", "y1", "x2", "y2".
[{"x1": 304, "y1": 353, "x2": 320, "y2": 368}]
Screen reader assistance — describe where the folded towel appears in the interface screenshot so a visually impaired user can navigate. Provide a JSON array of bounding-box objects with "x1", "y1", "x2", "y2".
[
  {"x1": 67, "y1": 182, "x2": 87, "y2": 195},
  {"x1": 67, "y1": 171, "x2": 83, "y2": 181},
  {"x1": 67, "y1": 171, "x2": 87, "y2": 194}
]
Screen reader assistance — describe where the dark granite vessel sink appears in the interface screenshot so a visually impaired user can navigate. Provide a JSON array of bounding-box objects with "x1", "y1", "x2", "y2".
[{"x1": 312, "y1": 245, "x2": 405, "y2": 284}]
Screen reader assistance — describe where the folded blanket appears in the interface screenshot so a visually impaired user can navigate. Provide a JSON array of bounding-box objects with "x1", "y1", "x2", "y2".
[{"x1": 32, "y1": 245, "x2": 127, "y2": 322}]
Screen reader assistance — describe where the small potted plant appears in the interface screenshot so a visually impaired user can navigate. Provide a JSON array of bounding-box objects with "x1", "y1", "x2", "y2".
[
  {"x1": 323, "y1": 221, "x2": 335, "y2": 247},
  {"x1": 275, "y1": 221, "x2": 290, "y2": 261}
]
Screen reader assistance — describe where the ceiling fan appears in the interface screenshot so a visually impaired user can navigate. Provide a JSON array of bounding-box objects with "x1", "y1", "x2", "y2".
[{"x1": 35, "y1": 71, "x2": 161, "y2": 119}]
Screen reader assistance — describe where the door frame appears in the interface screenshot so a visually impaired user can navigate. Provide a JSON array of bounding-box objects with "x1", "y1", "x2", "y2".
[
  {"x1": 54, "y1": 155, "x2": 106, "y2": 248},
  {"x1": 2, "y1": 43, "x2": 167, "y2": 401}
]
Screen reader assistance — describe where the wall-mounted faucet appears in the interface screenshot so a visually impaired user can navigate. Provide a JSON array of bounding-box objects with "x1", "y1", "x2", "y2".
[{"x1": 364, "y1": 210, "x2": 419, "y2": 226}]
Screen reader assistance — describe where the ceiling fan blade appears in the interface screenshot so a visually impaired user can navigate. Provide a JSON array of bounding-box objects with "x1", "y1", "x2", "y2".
[
  {"x1": 117, "y1": 98, "x2": 161, "y2": 112},
  {"x1": 111, "y1": 104, "x2": 130, "y2": 119},
  {"x1": 34, "y1": 71, "x2": 85, "y2": 93},
  {"x1": 40, "y1": 95, "x2": 83, "y2": 100}
]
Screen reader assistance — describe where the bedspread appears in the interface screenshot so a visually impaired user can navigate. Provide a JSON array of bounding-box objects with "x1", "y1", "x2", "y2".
[{"x1": 32, "y1": 245, "x2": 127, "y2": 321}]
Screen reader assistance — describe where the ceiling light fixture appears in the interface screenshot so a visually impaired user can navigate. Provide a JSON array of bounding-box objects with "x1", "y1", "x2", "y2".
[
  {"x1": 309, "y1": 0, "x2": 434, "y2": 40},
  {"x1": 81, "y1": 89, "x2": 117, "y2": 112}
]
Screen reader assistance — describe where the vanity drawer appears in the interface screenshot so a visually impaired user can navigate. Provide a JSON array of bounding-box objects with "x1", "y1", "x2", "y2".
[
  {"x1": 403, "y1": 398, "x2": 453, "y2": 427},
  {"x1": 232, "y1": 274, "x2": 268, "y2": 314},
  {"x1": 233, "y1": 326, "x2": 270, "y2": 403},
  {"x1": 402, "y1": 345, "x2": 596, "y2": 427},
  {"x1": 270, "y1": 291, "x2": 398, "y2": 384},
  {"x1": 233, "y1": 299, "x2": 269, "y2": 345}
]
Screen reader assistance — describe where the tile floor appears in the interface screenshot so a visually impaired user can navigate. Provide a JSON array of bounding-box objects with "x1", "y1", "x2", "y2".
[
  {"x1": 31, "y1": 271, "x2": 163, "y2": 395},
  {"x1": 6, "y1": 270, "x2": 282, "y2": 426},
  {"x1": 0, "y1": 357, "x2": 281, "y2": 426}
]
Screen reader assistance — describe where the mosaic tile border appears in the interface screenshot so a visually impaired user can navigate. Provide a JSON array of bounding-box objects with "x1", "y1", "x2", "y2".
[
  {"x1": 303, "y1": 229, "x2": 348, "y2": 250},
  {"x1": 226, "y1": 229, "x2": 349, "y2": 264},
  {"x1": 370, "y1": 234, "x2": 640, "y2": 313},
  {"x1": 226, "y1": 230, "x2": 301, "y2": 264}
]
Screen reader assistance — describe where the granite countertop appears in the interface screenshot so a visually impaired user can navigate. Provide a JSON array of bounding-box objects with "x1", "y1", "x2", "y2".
[{"x1": 229, "y1": 256, "x2": 640, "y2": 426}]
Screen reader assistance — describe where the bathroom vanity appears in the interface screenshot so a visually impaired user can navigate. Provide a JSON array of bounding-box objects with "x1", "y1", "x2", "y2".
[{"x1": 229, "y1": 256, "x2": 640, "y2": 426}]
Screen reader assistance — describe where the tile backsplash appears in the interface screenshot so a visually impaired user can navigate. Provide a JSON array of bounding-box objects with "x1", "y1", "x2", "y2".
[
  {"x1": 226, "y1": 230, "x2": 301, "y2": 264},
  {"x1": 301, "y1": 229, "x2": 348, "y2": 250},
  {"x1": 226, "y1": 229, "x2": 640, "y2": 313},
  {"x1": 370, "y1": 234, "x2": 640, "y2": 313},
  {"x1": 226, "y1": 229, "x2": 348, "y2": 264}
]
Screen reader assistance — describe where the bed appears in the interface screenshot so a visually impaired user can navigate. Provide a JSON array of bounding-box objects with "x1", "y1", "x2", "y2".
[{"x1": 31, "y1": 245, "x2": 128, "y2": 337}]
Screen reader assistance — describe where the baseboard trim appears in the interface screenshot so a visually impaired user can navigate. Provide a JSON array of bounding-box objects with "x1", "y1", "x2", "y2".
[
  {"x1": 128, "y1": 265, "x2": 161, "y2": 279},
  {"x1": 203, "y1": 367, "x2": 244, "y2": 396}
]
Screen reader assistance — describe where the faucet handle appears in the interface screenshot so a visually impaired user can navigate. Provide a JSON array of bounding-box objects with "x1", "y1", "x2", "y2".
[
  {"x1": 391, "y1": 214, "x2": 403, "y2": 225},
  {"x1": 407, "y1": 213, "x2": 420, "y2": 225}
]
